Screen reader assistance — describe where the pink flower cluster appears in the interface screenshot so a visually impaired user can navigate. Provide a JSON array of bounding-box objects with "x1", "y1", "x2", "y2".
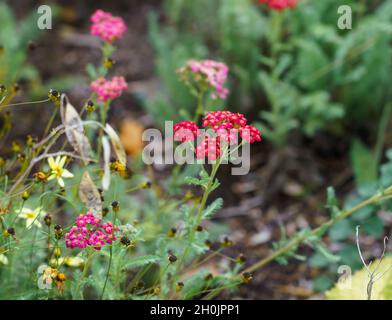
[
  {"x1": 90, "y1": 76, "x2": 128, "y2": 102},
  {"x1": 173, "y1": 111, "x2": 261, "y2": 161},
  {"x1": 90, "y1": 10, "x2": 127, "y2": 43},
  {"x1": 257, "y1": 0, "x2": 298, "y2": 11},
  {"x1": 65, "y1": 213, "x2": 118, "y2": 250},
  {"x1": 178, "y1": 60, "x2": 229, "y2": 99}
]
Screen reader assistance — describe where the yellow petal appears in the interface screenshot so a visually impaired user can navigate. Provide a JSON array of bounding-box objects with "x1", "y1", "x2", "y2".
[
  {"x1": 58, "y1": 178, "x2": 65, "y2": 188},
  {"x1": 62, "y1": 169, "x2": 74, "y2": 178},
  {"x1": 48, "y1": 157, "x2": 55, "y2": 169},
  {"x1": 59, "y1": 156, "x2": 67, "y2": 168}
]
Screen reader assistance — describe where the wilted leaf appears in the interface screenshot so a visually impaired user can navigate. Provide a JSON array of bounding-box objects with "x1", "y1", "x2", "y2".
[
  {"x1": 78, "y1": 171, "x2": 102, "y2": 218},
  {"x1": 105, "y1": 123, "x2": 127, "y2": 166},
  {"x1": 60, "y1": 94, "x2": 92, "y2": 165},
  {"x1": 101, "y1": 136, "x2": 111, "y2": 191}
]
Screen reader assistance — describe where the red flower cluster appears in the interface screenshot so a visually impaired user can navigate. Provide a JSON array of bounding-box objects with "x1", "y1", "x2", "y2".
[
  {"x1": 257, "y1": 0, "x2": 298, "y2": 11},
  {"x1": 173, "y1": 121, "x2": 200, "y2": 142},
  {"x1": 173, "y1": 111, "x2": 261, "y2": 161}
]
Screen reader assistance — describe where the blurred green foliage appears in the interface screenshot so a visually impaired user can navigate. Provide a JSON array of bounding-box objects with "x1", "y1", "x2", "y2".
[
  {"x1": 0, "y1": 3, "x2": 43, "y2": 87},
  {"x1": 147, "y1": 0, "x2": 392, "y2": 145}
]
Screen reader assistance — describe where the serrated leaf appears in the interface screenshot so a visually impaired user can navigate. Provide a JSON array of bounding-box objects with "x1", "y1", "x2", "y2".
[
  {"x1": 122, "y1": 255, "x2": 160, "y2": 270},
  {"x1": 202, "y1": 198, "x2": 223, "y2": 219},
  {"x1": 78, "y1": 171, "x2": 102, "y2": 218},
  {"x1": 60, "y1": 94, "x2": 92, "y2": 165},
  {"x1": 314, "y1": 242, "x2": 341, "y2": 263}
]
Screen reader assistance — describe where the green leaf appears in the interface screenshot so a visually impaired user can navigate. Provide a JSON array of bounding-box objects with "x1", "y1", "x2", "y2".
[
  {"x1": 363, "y1": 216, "x2": 384, "y2": 237},
  {"x1": 313, "y1": 275, "x2": 334, "y2": 293},
  {"x1": 202, "y1": 198, "x2": 223, "y2": 219},
  {"x1": 329, "y1": 219, "x2": 354, "y2": 241},
  {"x1": 350, "y1": 139, "x2": 378, "y2": 187}
]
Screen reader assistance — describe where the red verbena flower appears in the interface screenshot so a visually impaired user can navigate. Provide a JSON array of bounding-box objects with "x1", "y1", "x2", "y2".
[
  {"x1": 90, "y1": 76, "x2": 128, "y2": 102},
  {"x1": 90, "y1": 10, "x2": 127, "y2": 43},
  {"x1": 65, "y1": 213, "x2": 118, "y2": 250}
]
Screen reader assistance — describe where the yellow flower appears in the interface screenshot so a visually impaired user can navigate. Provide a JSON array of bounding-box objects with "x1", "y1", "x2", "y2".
[
  {"x1": 64, "y1": 256, "x2": 84, "y2": 268},
  {"x1": 0, "y1": 254, "x2": 8, "y2": 265},
  {"x1": 50, "y1": 255, "x2": 84, "y2": 268},
  {"x1": 19, "y1": 207, "x2": 45, "y2": 229},
  {"x1": 47, "y1": 156, "x2": 74, "y2": 187}
]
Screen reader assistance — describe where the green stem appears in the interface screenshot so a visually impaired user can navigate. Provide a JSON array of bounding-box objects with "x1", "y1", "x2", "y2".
[
  {"x1": 97, "y1": 101, "x2": 109, "y2": 160},
  {"x1": 101, "y1": 192, "x2": 118, "y2": 299},
  {"x1": 194, "y1": 90, "x2": 205, "y2": 123}
]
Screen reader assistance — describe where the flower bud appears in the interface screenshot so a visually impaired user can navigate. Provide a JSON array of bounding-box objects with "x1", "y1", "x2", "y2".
[
  {"x1": 21, "y1": 191, "x2": 30, "y2": 201},
  {"x1": 241, "y1": 272, "x2": 252, "y2": 284},
  {"x1": 103, "y1": 57, "x2": 115, "y2": 69},
  {"x1": 48, "y1": 89, "x2": 60, "y2": 106},
  {"x1": 3, "y1": 227, "x2": 15, "y2": 238},
  {"x1": 54, "y1": 224, "x2": 63, "y2": 240},
  {"x1": 56, "y1": 272, "x2": 66, "y2": 282},
  {"x1": 236, "y1": 253, "x2": 246, "y2": 264},
  {"x1": 34, "y1": 171, "x2": 48, "y2": 183},
  {"x1": 54, "y1": 247, "x2": 61, "y2": 258},
  {"x1": 168, "y1": 253, "x2": 177, "y2": 263},
  {"x1": 120, "y1": 235, "x2": 131, "y2": 247},
  {"x1": 176, "y1": 282, "x2": 184, "y2": 292},
  {"x1": 111, "y1": 201, "x2": 120, "y2": 212},
  {"x1": 167, "y1": 227, "x2": 177, "y2": 238},
  {"x1": 44, "y1": 214, "x2": 52, "y2": 227},
  {"x1": 85, "y1": 100, "x2": 95, "y2": 112},
  {"x1": 222, "y1": 236, "x2": 233, "y2": 247},
  {"x1": 141, "y1": 181, "x2": 151, "y2": 189}
]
